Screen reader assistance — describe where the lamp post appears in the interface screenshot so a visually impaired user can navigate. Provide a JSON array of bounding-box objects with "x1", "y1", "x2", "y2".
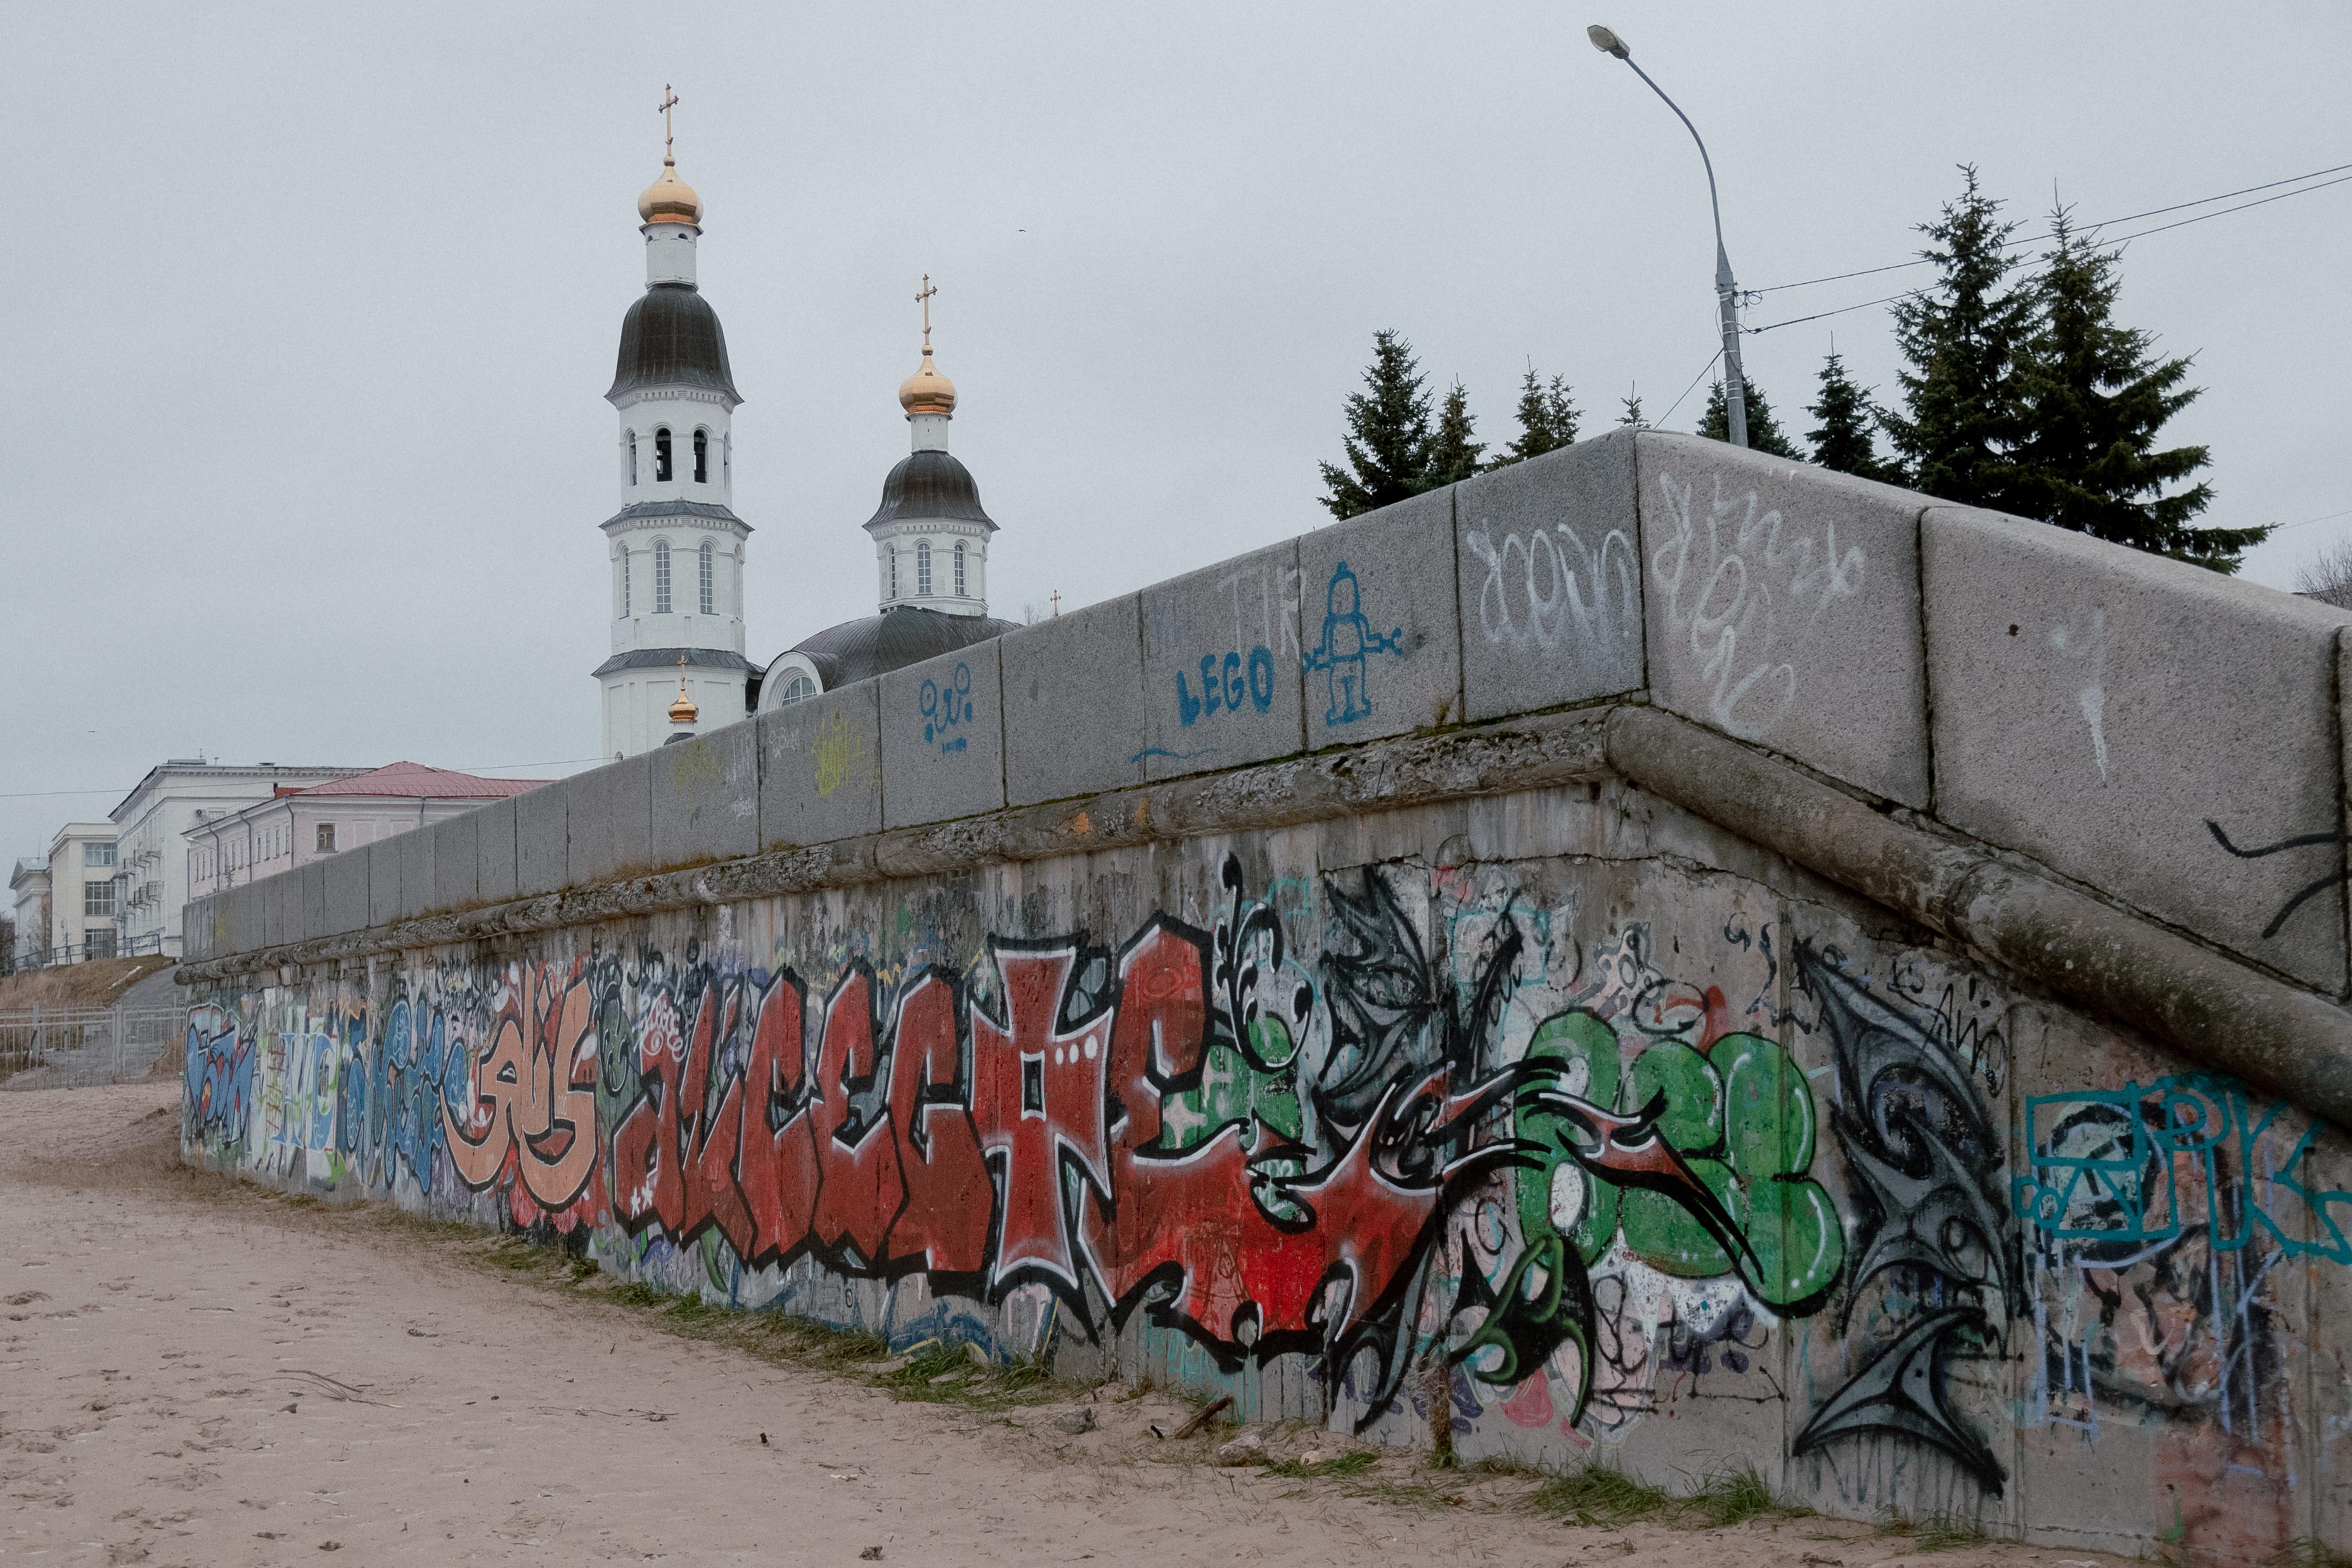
[{"x1": 1588, "y1": 24, "x2": 1748, "y2": 447}]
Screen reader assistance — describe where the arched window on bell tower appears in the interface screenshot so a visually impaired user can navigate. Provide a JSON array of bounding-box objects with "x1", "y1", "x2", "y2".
[
  {"x1": 954, "y1": 541, "x2": 967, "y2": 596},
  {"x1": 693, "y1": 428, "x2": 709, "y2": 484},
  {"x1": 888, "y1": 547, "x2": 899, "y2": 601},
  {"x1": 628, "y1": 431, "x2": 639, "y2": 485},
  {"x1": 698, "y1": 540, "x2": 715, "y2": 614},
  {"x1": 654, "y1": 539, "x2": 672, "y2": 614},
  {"x1": 916, "y1": 540, "x2": 933, "y2": 596},
  {"x1": 654, "y1": 427, "x2": 673, "y2": 482}
]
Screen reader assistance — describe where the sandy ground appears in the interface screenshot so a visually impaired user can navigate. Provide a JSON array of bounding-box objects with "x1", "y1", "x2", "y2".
[{"x1": 1, "y1": 1083, "x2": 2126, "y2": 1568}]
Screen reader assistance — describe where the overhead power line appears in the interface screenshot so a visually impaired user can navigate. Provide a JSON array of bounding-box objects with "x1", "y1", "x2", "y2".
[{"x1": 1751, "y1": 160, "x2": 2352, "y2": 295}]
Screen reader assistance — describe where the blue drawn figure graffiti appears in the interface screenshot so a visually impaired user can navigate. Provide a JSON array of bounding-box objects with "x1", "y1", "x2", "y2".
[
  {"x1": 920, "y1": 662, "x2": 975, "y2": 754},
  {"x1": 1302, "y1": 561, "x2": 1404, "y2": 725}
]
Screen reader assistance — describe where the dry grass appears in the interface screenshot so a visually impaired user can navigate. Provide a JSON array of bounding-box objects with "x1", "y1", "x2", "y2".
[{"x1": 0, "y1": 956, "x2": 173, "y2": 1012}]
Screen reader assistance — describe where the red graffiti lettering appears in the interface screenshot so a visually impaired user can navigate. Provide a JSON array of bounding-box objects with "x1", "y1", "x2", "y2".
[
  {"x1": 442, "y1": 961, "x2": 599, "y2": 1218},
  {"x1": 735, "y1": 971, "x2": 819, "y2": 1267},
  {"x1": 971, "y1": 946, "x2": 1112, "y2": 1295},
  {"x1": 808, "y1": 968, "x2": 905, "y2": 1265},
  {"x1": 612, "y1": 991, "x2": 687, "y2": 1233},
  {"x1": 882, "y1": 973, "x2": 991, "y2": 1275}
]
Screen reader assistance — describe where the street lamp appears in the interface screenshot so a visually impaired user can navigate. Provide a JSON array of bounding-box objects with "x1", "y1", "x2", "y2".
[{"x1": 1588, "y1": 23, "x2": 1749, "y2": 447}]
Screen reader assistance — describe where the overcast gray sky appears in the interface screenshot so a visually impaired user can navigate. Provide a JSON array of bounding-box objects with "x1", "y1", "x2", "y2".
[{"x1": 6, "y1": 1, "x2": 2349, "y2": 868}]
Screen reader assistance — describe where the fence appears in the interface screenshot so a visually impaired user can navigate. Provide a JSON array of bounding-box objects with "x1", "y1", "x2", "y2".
[{"x1": 0, "y1": 1005, "x2": 184, "y2": 1091}]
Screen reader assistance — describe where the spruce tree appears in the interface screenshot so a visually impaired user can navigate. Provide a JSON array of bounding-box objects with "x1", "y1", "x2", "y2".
[
  {"x1": 1486, "y1": 368, "x2": 1580, "y2": 468},
  {"x1": 1808, "y1": 351, "x2": 1905, "y2": 483},
  {"x1": 1618, "y1": 392, "x2": 1646, "y2": 428},
  {"x1": 1319, "y1": 330, "x2": 1435, "y2": 519},
  {"x1": 1699, "y1": 378, "x2": 1802, "y2": 458},
  {"x1": 1882, "y1": 165, "x2": 2036, "y2": 513},
  {"x1": 1425, "y1": 380, "x2": 1485, "y2": 487},
  {"x1": 2010, "y1": 209, "x2": 2263, "y2": 572}
]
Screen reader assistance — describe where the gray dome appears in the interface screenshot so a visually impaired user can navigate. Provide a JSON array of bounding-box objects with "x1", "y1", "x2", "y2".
[
  {"x1": 608, "y1": 283, "x2": 740, "y2": 403},
  {"x1": 863, "y1": 450, "x2": 996, "y2": 532},
  {"x1": 772, "y1": 605, "x2": 1017, "y2": 693}
]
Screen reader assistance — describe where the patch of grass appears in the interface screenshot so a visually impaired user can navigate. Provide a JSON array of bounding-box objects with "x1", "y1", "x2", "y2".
[
  {"x1": 1685, "y1": 1462, "x2": 1808, "y2": 1529},
  {"x1": 2270, "y1": 1541, "x2": 2352, "y2": 1568},
  {"x1": 608, "y1": 1280, "x2": 665, "y2": 1309},
  {"x1": 1263, "y1": 1450, "x2": 1377, "y2": 1479},
  {"x1": 567, "y1": 1257, "x2": 601, "y2": 1283},
  {"x1": 1524, "y1": 1462, "x2": 1676, "y2": 1527},
  {"x1": 870, "y1": 1339, "x2": 1049, "y2": 1412},
  {"x1": 1877, "y1": 1507, "x2": 1989, "y2": 1552}
]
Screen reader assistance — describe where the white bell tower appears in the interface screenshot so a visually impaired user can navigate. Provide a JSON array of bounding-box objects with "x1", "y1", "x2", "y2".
[{"x1": 593, "y1": 86, "x2": 754, "y2": 760}]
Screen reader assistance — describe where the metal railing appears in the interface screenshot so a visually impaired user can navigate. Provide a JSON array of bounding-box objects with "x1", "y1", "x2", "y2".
[{"x1": 0, "y1": 1004, "x2": 185, "y2": 1091}]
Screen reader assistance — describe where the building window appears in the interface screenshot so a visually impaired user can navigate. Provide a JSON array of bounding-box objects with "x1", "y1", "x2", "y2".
[
  {"x1": 84, "y1": 928, "x2": 116, "y2": 960},
  {"x1": 622, "y1": 550, "x2": 632, "y2": 615},
  {"x1": 655, "y1": 541, "x2": 672, "y2": 613},
  {"x1": 699, "y1": 540, "x2": 715, "y2": 614},
  {"x1": 778, "y1": 674, "x2": 815, "y2": 707},
  {"x1": 954, "y1": 541, "x2": 967, "y2": 596},
  {"x1": 693, "y1": 428, "x2": 709, "y2": 484},
  {"x1": 888, "y1": 548, "x2": 899, "y2": 600},
  {"x1": 627, "y1": 431, "x2": 639, "y2": 485},
  {"x1": 723, "y1": 433, "x2": 731, "y2": 486},
  {"x1": 654, "y1": 427, "x2": 673, "y2": 482},
  {"x1": 317, "y1": 823, "x2": 337, "y2": 853},
  {"x1": 916, "y1": 540, "x2": 933, "y2": 596},
  {"x1": 84, "y1": 880, "x2": 114, "y2": 918},
  {"x1": 85, "y1": 842, "x2": 115, "y2": 868}
]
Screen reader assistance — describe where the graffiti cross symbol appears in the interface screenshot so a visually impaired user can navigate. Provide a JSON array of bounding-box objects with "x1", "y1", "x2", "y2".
[{"x1": 1302, "y1": 561, "x2": 1405, "y2": 726}]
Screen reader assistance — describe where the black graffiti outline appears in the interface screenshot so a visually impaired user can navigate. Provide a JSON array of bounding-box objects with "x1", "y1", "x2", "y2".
[
  {"x1": 1791, "y1": 1306, "x2": 2005, "y2": 1494},
  {"x1": 2206, "y1": 818, "x2": 2350, "y2": 939}
]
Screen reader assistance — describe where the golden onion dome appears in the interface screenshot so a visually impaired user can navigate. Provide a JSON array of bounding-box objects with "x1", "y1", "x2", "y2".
[
  {"x1": 898, "y1": 349, "x2": 957, "y2": 416},
  {"x1": 637, "y1": 157, "x2": 703, "y2": 227},
  {"x1": 668, "y1": 655, "x2": 700, "y2": 725}
]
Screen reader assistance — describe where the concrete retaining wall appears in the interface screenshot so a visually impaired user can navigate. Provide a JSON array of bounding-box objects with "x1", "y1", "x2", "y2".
[{"x1": 177, "y1": 431, "x2": 2352, "y2": 1562}]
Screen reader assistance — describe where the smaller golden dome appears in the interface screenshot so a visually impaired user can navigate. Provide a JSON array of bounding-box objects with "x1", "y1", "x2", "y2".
[
  {"x1": 899, "y1": 349, "x2": 956, "y2": 417},
  {"x1": 638, "y1": 158, "x2": 703, "y2": 227},
  {"x1": 668, "y1": 658, "x2": 700, "y2": 725}
]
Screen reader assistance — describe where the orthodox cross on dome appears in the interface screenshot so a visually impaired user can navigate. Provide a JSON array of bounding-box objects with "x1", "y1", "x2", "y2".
[
  {"x1": 916, "y1": 274, "x2": 937, "y2": 352},
  {"x1": 659, "y1": 84, "x2": 679, "y2": 162}
]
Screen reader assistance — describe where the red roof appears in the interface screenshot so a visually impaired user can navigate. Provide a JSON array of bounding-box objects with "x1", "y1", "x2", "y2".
[{"x1": 292, "y1": 762, "x2": 550, "y2": 801}]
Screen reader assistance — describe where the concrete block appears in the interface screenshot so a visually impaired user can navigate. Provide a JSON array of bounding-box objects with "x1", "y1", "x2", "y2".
[
  {"x1": 1635, "y1": 431, "x2": 1931, "y2": 806},
  {"x1": 652, "y1": 718, "x2": 759, "y2": 867},
  {"x1": 323, "y1": 845, "x2": 370, "y2": 936},
  {"x1": 1297, "y1": 487, "x2": 1462, "y2": 748},
  {"x1": 611, "y1": 750, "x2": 654, "y2": 878},
  {"x1": 759, "y1": 683, "x2": 882, "y2": 847},
  {"x1": 477, "y1": 796, "x2": 520, "y2": 904},
  {"x1": 368, "y1": 835, "x2": 401, "y2": 929},
  {"x1": 179, "y1": 896, "x2": 208, "y2": 961},
  {"x1": 431, "y1": 809, "x2": 479, "y2": 912},
  {"x1": 260, "y1": 872, "x2": 288, "y2": 949},
  {"x1": 299, "y1": 860, "x2": 328, "y2": 942},
  {"x1": 397, "y1": 821, "x2": 435, "y2": 921},
  {"x1": 1453, "y1": 430, "x2": 1643, "y2": 721},
  {"x1": 1003, "y1": 594, "x2": 1145, "y2": 805},
  {"x1": 515, "y1": 778, "x2": 569, "y2": 897},
  {"x1": 226, "y1": 884, "x2": 263, "y2": 955},
  {"x1": 880, "y1": 640, "x2": 1005, "y2": 829},
  {"x1": 1925, "y1": 504, "x2": 2349, "y2": 990},
  {"x1": 1138, "y1": 537, "x2": 1304, "y2": 780},
  {"x1": 277, "y1": 870, "x2": 305, "y2": 947}
]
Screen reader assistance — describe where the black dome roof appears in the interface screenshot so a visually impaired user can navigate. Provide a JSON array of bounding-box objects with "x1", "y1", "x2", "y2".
[
  {"x1": 776, "y1": 605, "x2": 1017, "y2": 693},
  {"x1": 608, "y1": 283, "x2": 740, "y2": 402},
  {"x1": 863, "y1": 450, "x2": 996, "y2": 532}
]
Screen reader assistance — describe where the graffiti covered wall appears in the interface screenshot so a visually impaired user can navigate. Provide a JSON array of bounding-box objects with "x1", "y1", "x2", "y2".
[{"x1": 180, "y1": 780, "x2": 2352, "y2": 1562}]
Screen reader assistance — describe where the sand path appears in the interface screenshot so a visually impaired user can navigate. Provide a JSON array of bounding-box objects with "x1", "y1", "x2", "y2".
[{"x1": 1, "y1": 1082, "x2": 2107, "y2": 1567}]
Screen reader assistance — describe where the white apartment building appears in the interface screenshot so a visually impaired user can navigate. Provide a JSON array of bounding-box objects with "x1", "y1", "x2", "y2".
[
  {"x1": 184, "y1": 762, "x2": 549, "y2": 899},
  {"x1": 109, "y1": 760, "x2": 361, "y2": 958},
  {"x1": 10, "y1": 858, "x2": 50, "y2": 970},
  {"x1": 45, "y1": 823, "x2": 120, "y2": 965}
]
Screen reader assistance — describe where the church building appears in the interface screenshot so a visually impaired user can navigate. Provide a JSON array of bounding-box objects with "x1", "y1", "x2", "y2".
[{"x1": 594, "y1": 102, "x2": 1015, "y2": 759}]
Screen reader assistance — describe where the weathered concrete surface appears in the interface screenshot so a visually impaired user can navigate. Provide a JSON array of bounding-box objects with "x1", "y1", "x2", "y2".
[
  {"x1": 1636, "y1": 432, "x2": 1930, "y2": 807},
  {"x1": 475, "y1": 795, "x2": 520, "y2": 904},
  {"x1": 758, "y1": 681, "x2": 882, "y2": 847},
  {"x1": 515, "y1": 779, "x2": 568, "y2": 899},
  {"x1": 652, "y1": 719, "x2": 759, "y2": 866},
  {"x1": 396, "y1": 819, "x2": 435, "y2": 923},
  {"x1": 1003, "y1": 594, "x2": 1147, "y2": 805},
  {"x1": 1297, "y1": 487, "x2": 1462, "y2": 748},
  {"x1": 324, "y1": 842, "x2": 369, "y2": 937},
  {"x1": 881, "y1": 639, "x2": 1005, "y2": 828},
  {"x1": 1926, "y1": 503, "x2": 2350, "y2": 992},
  {"x1": 430, "y1": 807, "x2": 479, "y2": 915},
  {"x1": 1139, "y1": 537, "x2": 1305, "y2": 780},
  {"x1": 1603, "y1": 704, "x2": 2352, "y2": 1130},
  {"x1": 1454, "y1": 431, "x2": 1644, "y2": 721},
  {"x1": 367, "y1": 835, "x2": 400, "y2": 929}
]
